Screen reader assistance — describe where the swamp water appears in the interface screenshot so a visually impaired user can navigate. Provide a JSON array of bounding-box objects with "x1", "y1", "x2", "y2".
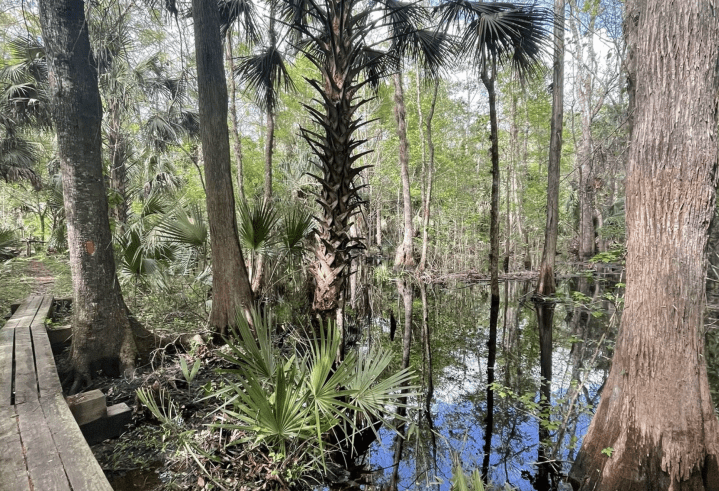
[{"x1": 353, "y1": 272, "x2": 621, "y2": 491}]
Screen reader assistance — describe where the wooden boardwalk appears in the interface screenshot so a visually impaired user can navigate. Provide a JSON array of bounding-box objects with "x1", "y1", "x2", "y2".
[{"x1": 0, "y1": 295, "x2": 112, "y2": 491}]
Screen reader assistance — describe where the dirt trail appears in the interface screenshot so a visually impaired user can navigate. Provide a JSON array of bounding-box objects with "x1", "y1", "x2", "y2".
[{"x1": 28, "y1": 259, "x2": 56, "y2": 294}]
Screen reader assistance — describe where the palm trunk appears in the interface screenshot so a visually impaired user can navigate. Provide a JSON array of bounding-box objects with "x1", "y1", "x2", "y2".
[
  {"x1": 481, "y1": 64, "x2": 500, "y2": 303},
  {"x1": 393, "y1": 70, "x2": 415, "y2": 268},
  {"x1": 303, "y1": 1, "x2": 366, "y2": 316}
]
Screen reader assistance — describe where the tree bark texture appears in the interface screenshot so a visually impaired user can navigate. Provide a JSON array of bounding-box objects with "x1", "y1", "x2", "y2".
[
  {"x1": 192, "y1": 0, "x2": 253, "y2": 334},
  {"x1": 393, "y1": 70, "x2": 415, "y2": 268},
  {"x1": 569, "y1": 1, "x2": 719, "y2": 489},
  {"x1": 537, "y1": 0, "x2": 565, "y2": 296},
  {"x1": 39, "y1": 0, "x2": 137, "y2": 382},
  {"x1": 301, "y1": 0, "x2": 366, "y2": 315}
]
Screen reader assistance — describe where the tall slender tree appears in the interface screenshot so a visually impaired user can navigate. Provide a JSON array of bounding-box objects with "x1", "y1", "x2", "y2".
[
  {"x1": 570, "y1": 1, "x2": 719, "y2": 489},
  {"x1": 192, "y1": 0, "x2": 254, "y2": 333},
  {"x1": 537, "y1": 0, "x2": 564, "y2": 296}
]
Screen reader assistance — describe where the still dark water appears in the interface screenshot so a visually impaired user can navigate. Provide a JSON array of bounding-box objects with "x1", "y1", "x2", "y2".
[{"x1": 357, "y1": 272, "x2": 619, "y2": 490}]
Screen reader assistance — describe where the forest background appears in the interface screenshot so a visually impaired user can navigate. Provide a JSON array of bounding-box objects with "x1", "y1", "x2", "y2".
[{"x1": 3, "y1": 0, "x2": 707, "y2": 490}]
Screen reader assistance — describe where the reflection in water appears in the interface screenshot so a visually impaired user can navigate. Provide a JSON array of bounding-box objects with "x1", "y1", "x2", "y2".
[
  {"x1": 367, "y1": 276, "x2": 617, "y2": 490},
  {"x1": 387, "y1": 278, "x2": 414, "y2": 491},
  {"x1": 532, "y1": 294, "x2": 558, "y2": 491},
  {"x1": 482, "y1": 288, "x2": 500, "y2": 481}
]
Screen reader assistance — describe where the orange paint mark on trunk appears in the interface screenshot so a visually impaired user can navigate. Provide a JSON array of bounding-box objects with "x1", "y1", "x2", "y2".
[{"x1": 86, "y1": 241, "x2": 95, "y2": 255}]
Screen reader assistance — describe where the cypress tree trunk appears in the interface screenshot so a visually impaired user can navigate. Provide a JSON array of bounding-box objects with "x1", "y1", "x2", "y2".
[
  {"x1": 192, "y1": 0, "x2": 253, "y2": 334},
  {"x1": 39, "y1": 0, "x2": 138, "y2": 389},
  {"x1": 569, "y1": 1, "x2": 719, "y2": 489}
]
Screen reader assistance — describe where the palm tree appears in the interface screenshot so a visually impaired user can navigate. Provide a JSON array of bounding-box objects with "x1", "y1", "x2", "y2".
[
  {"x1": 438, "y1": 0, "x2": 552, "y2": 305},
  {"x1": 437, "y1": 0, "x2": 551, "y2": 483},
  {"x1": 284, "y1": 0, "x2": 452, "y2": 319}
]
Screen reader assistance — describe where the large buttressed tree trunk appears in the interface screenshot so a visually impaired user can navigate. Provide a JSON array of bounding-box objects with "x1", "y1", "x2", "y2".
[
  {"x1": 569, "y1": 1, "x2": 719, "y2": 489},
  {"x1": 192, "y1": 0, "x2": 254, "y2": 333},
  {"x1": 39, "y1": 0, "x2": 138, "y2": 385}
]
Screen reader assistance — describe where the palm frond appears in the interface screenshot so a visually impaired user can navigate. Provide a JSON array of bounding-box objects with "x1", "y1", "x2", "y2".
[
  {"x1": 401, "y1": 29, "x2": 457, "y2": 80},
  {"x1": 0, "y1": 132, "x2": 41, "y2": 189},
  {"x1": 381, "y1": 0, "x2": 429, "y2": 46},
  {"x1": 238, "y1": 199, "x2": 280, "y2": 253},
  {"x1": 157, "y1": 203, "x2": 208, "y2": 249},
  {"x1": 219, "y1": 0, "x2": 261, "y2": 43},
  {"x1": 436, "y1": 0, "x2": 552, "y2": 78},
  {"x1": 281, "y1": 207, "x2": 314, "y2": 256},
  {"x1": 234, "y1": 47, "x2": 295, "y2": 112}
]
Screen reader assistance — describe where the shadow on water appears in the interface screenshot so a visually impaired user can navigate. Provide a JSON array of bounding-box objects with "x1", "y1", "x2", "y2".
[{"x1": 362, "y1": 272, "x2": 620, "y2": 490}]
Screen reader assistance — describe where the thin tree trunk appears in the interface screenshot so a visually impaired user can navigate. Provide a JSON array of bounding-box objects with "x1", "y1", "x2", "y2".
[
  {"x1": 420, "y1": 80, "x2": 439, "y2": 272},
  {"x1": 537, "y1": 0, "x2": 565, "y2": 296},
  {"x1": 192, "y1": 0, "x2": 253, "y2": 334},
  {"x1": 569, "y1": 0, "x2": 598, "y2": 262},
  {"x1": 481, "y1": 64, "x2": 500, "y2": 303},
  {"x1": 225, "y1": 31, "x2": 245, "y2": 205},
  {"x1": 393, "y1": 70, "x2": 415, "y2": 268},
  {"x1": 570, "y1": 1, "x2": 719, "y2": 489},
  {"x1": 39, "y1": 0, "x2": 138, "y2": 389},
  {"x1": 108, "y1": 101, "x2": 127, "y2": 233}
]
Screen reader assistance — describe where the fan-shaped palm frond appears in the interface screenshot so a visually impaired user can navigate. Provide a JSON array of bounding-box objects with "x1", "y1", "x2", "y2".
[
  {"x1": 281, "y1": 208, "x2": 314, "y2": 256},
  {"x1": 382, "y1": 0, "x2": 430, "y2": 47},
  {"x1": 235, "y1": 46, "x2": 295, "y2": 112},
  {"x1": 219, "y1": 0, "x2": 261, "y2": 43},
  {"x1": 436, "y1": 0, "x2": 552, "y2": 78},
  {"x1": 401, "y1": 29, "x2": 457, "y2": 80},
  {"x1": 238, "y1": 199, "x2": 279, "y2": 254},
  {"x1": 0, "y1": 37, "x2": 51, "y2": 128},
  {"x1": 0, "y1": 130, "x2": 41, "y2": 189},
  {"x1": 157, "y1": 203, "x2": 208, "y2": 250},
  {"x1": 353, "y1": 47, "x2": 399, "y2": 91}
]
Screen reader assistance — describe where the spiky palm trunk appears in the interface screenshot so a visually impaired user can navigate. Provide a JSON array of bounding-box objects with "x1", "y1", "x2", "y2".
[{"x1": 301, "y1": 1, "x2": 367, "y2": 316}]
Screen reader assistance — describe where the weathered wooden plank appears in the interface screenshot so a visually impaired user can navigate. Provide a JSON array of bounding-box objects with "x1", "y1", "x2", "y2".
[
  {"x1": 41, "y1": 392, "x2": 113, "y2": 491},
  {"x1": 29, "y1": 297, "x2": 63, "y2": 400},
  {"x1": 0, "y1": 405, "x2": 30, "y2": 490},
  {"x1": 13, "y1": 324, "x2": 38, "y2": 406},
  {"x1": 1, "y1": 296, "x2": 46, "y2": 406},
  {"x1": 15, "y1": 399, "x2": 70, "y2": 491},
  {"x1": 0, "y1": 328, "x2": 15, "y2": 406}
]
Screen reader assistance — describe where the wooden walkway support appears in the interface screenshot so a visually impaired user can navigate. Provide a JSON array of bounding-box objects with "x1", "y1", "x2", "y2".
[{"x1": 0, "y1": 295, "x2": 113, "y2": 490}]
